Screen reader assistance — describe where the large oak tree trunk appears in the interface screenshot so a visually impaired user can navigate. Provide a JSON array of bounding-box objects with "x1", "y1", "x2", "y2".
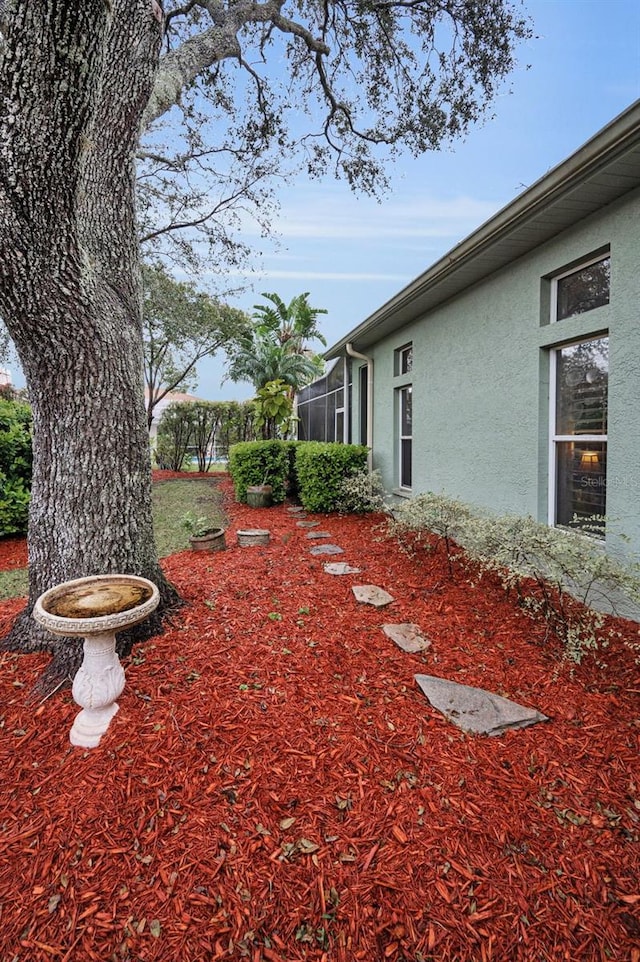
[{"x1": 0, "y1": 1, "x2": 178, "y2": 675}]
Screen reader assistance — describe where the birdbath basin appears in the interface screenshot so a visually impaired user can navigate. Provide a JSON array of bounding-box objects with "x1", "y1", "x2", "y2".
[{"x1": 34, "y1": 574, "x2": 159, "y2": 748}]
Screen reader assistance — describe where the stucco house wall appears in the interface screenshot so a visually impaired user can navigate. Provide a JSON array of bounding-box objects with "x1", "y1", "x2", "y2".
[{"x1": 317, "y1": 102, "x2": 640, "y2": 560}]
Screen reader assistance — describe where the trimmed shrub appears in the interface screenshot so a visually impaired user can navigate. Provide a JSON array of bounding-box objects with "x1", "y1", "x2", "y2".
[
  {"x1": 0, "y1": 397, "x2": 33, "y2": 536},
  {"x1": 295, "y1": 442, "x2": 369, "y2": 513},
  {"x1": 228, "y1": 440, "x2": 289, "y2": 504}
]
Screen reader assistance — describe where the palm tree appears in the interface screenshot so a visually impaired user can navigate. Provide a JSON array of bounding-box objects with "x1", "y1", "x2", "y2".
[
  {"x1": 252, "y1": 292, "x2": 327, "y2": 354},
  {"x1": 226, "y1": 332, "x2": 323, "y2": 394}
]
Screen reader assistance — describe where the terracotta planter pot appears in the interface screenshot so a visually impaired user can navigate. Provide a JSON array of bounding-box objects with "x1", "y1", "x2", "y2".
[
  {"x1": 189, "y1": 528, "x2": 226, "y2": 552},
  {"x1": 246, "y1": 484, "x2": 273, "y2": 508}
]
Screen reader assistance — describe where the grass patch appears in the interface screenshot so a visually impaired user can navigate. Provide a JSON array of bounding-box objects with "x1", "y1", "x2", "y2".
[
  {"x1": 153, "y1": 479, "x2": 226, "y2": 557},
  {"x1": 0, "y1": 568, "x2": 29, "y2": 601},
  {"x1": 0, "y1": 478, "x2": 227, "y2": 601}
]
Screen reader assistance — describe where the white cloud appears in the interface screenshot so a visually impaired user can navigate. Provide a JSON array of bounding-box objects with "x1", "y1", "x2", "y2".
[
  {"x1": 260, "y1": 188, "x2": 501, "y2": 243},
  {"x1": 209, "y1": 268, "x2": 412, "y2": 283}
]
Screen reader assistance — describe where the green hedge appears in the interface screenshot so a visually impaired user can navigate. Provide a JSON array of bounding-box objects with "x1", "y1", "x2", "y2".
[
  {"x1": 228, "y1": 440, "x2": 290, "y2": 504},
  {"x1": 0, "y1": 397, "x2": 33, "y2": 536},
  {"x1": 295, "y1": 442, "x2": 369, "y2": 513}
]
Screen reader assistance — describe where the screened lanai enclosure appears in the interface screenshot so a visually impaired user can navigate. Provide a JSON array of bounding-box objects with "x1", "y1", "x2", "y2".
[{"x1": 296, "y1": 359, "x2": 352, "y2": 443}]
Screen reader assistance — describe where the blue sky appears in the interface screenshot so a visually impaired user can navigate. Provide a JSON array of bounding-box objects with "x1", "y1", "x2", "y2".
[
  {"x1": 194, "y1": 0, "x2": 640, "y2": 401},
  {"x1": 8, "y1": 1, "x2": 640, "y2": 398}
]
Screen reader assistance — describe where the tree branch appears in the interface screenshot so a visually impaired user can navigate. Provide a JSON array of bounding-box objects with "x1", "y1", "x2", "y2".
[{"x1": 144, "y1": 0, "x2": 331, "y2": 127}]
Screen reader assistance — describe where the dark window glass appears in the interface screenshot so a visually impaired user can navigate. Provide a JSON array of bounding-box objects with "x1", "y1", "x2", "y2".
[
  {"x1": 401, "y1": 440, "x2": 412, "y2": 488},
  {"x1": 394, "y1": 343, "x2": 413, "y2": 375},
  {"x1": 399, "y1": 386, "x2": 412, "y2": 488},
  {"x1": 327, "y1": 391, "x2": 336, "y2": 442},
  {"x1": 400, "y1": 386, "x2": 412, "y2": 436},
  {"x1": 556, "y1": 441, "x2": 606, "y2": 530},
  {"x1": 359, "y1": 366, "x2": 368, "y2": 445},
  {"x1": 556, "y1": 337, "x2": 608, "y2": 436},
  {"x1": 556, "y1": 256, "x2": 610, "y2": 321}
]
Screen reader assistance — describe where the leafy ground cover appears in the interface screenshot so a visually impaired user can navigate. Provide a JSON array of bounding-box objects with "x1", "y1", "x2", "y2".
[{"x1": 0, "y1": 475, "x2": 639, "y2": 961}]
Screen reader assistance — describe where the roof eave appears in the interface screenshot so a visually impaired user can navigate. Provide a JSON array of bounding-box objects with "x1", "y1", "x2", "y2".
[{"x1": 325, "y1": 99, "x2": 640, "y2": 360}]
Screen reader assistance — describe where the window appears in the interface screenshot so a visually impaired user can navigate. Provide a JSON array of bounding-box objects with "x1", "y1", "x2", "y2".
[
  {"x1": 394, "y1": 343, "x2": 413, "y2": 375},
  {"x1": 359, "y1": 366, "x2": 368, "y2": 446},
  {"x1": 552, "y1": 254, "x2": 610, "y2": 322},
  {"x1": 398, "y1": 385, "x2": 412, "y2": 489},
  {"x1": 335, "y1": 405, "x2": 344, "y2": 443},
  {"x1": 550, "y1": 336, "x2": 608, "y2": 532}
]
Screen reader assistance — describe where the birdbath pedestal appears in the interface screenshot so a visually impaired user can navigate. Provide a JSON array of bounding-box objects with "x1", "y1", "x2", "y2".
[{"x1": 34, "y1": 574, "x2": 160, "y2": 748}]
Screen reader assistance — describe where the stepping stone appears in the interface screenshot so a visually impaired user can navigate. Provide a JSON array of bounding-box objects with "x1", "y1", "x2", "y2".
[
  {"x1": 306, "y1": 531, "x2": 331, "y2": 539},
  {"x1": 310, "y1": 544, "x2": 344, "y2": 556},
  {"x1": 414, "y1": 675, "x2": 549, "y2": 736},
  {"x1": 324, "y1": 563, "x2": 362, "y2": 576},
  {"x1": 297, "y1": 520, "x2": 320, "y2": 528},
  {"x1": 287, "y1": 507, "x2": 305, "y2": 514},
  {"x1": 383, "y1": 623, "x2": 431, "y2": 653},
  {"x1": 352, "y1": 585, "x2": 394, "y2": 607}
]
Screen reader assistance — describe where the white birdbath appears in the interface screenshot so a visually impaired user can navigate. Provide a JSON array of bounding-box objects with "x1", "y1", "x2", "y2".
[{"x1": 34, "y1": 574, "x2": 160, "y2": 748}]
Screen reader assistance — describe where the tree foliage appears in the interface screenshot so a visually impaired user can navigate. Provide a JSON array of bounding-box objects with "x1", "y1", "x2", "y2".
[
  {"x1": 143, "y1": 263, "x2": 250, "y2": 429},
  {"x1": 253, "y1": 378, "x2": 295, "y2": 439},
  {"x1": 156, "y1": 399, "x2": 259, "y2": 470},
  {"x1": 0, "y1": 0, "x2": 531, "y2": 665},
  {"x1": 226, "y1": 332, "x2": 324, "y2": 393},
  {"x1": 253, "y1": 292, "x2": 327, "y2": 353}
]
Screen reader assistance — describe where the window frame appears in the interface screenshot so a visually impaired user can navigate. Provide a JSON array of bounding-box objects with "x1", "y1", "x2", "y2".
[
  {"x1": 394, "y1": 343, "x2": 413, "y2": 376},
  {"x1": 550, "y1": 252, "x2": 610, "y2": 324},
  {"x1": 548, "y1": 334, "x2": 608, "y2": 532},
  {"x1": 398, "y1": 384, "x2": 412, "y2": 490}
]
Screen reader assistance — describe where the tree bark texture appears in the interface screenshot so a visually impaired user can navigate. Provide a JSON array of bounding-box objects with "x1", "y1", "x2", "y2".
[{"x1": 0, "y1": 1, "x2": 177, "y2": 663}]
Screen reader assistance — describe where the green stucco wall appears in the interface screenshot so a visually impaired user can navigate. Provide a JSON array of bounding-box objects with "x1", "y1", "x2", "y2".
[{"x1": 348, "y1": 187, "x2": 640, "y2": 559}]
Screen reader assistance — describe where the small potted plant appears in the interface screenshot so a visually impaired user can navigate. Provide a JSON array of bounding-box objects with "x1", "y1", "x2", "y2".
[
  {"x1": 246, "y1": 470, "x2": 273, "y2": 508},
  {"x1": 181, "y1": 512, "x2": 226, "y2": 552}
]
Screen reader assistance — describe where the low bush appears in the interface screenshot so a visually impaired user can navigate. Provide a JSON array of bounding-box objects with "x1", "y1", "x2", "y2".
[
  {"x1": 391, "y1": 492, "x2": 640, "y2": 663},
  {"x1": 335, "y1": 468, "x2": 387, "y2": 514},
  {"x1": 389, "y1": 492, "x2": 471, "y2": 575},
  {"x1": 295, "y1": 443, "x2": 369, "y2": 513},
  {"x1": 228, "y1": 440, "x2": 289, "y2": 503}
]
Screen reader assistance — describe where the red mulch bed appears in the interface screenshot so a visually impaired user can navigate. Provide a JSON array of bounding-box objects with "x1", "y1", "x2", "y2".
[
  {"x1": 0, "y1": 535, "x2": 28, "y2": 570},
  {"x1": 1, "y1": 476, "x2": 639, "y2": 962}
]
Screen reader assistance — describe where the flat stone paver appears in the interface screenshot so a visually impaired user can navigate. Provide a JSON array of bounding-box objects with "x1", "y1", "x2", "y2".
[
  {"x1": 287, "y1": 507, "x2": 306, "y2": 514},
  {"x1": 324, "y1": 563, "x2": 362, "y2": 575},
  {"x1": 352, "y1": 585, "x2": 394, "y2": 607},
  {"x1": 306, "y1": 531, "x2": 331, "y2": 539},
  {"x1": 383, "y1": 623, "x2": 431, "y2": 652},
  {"x1": 414, "y1": 674, "x2": 549, "y2": 736},
  {"x1": 297, "y1": 521, "x2": 320, "y2": 528},
  {"x1": 310, "y1": 544, "x2": 344, "y2": 556}
]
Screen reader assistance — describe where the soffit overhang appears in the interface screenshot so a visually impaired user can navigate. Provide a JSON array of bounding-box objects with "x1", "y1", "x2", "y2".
[{"x1": 325, "y1": 100, "x2": 640, "y2": 359}]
